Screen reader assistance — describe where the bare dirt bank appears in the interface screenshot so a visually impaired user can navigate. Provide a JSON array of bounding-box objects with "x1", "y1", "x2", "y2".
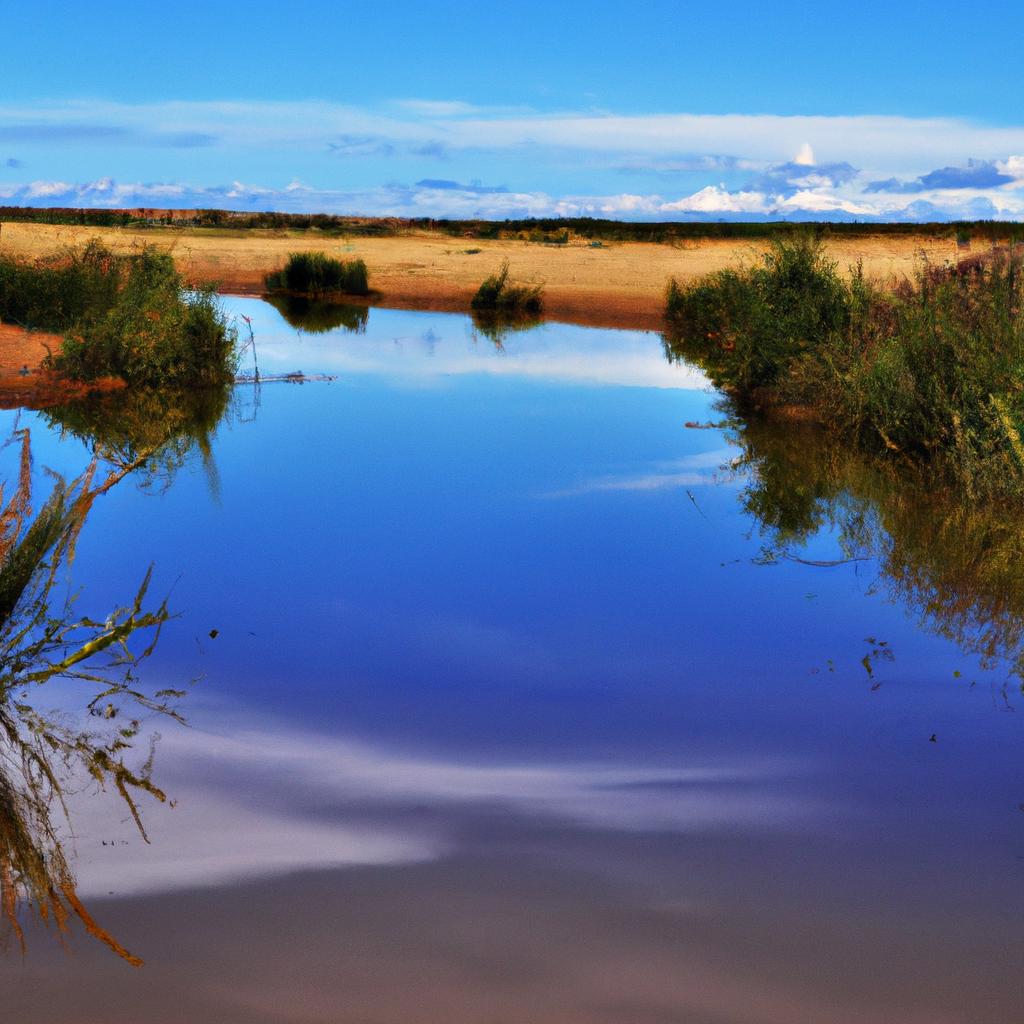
[
  {"x1": 0, "y1": 325, "x2": 124, "y2": 409},
  {"x1": 1, "y1": 221, "x2": 965, "y2": 332}
]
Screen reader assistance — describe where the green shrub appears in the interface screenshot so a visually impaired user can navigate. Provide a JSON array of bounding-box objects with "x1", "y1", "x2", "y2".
[
  {"x1": 470, "y1": 261, "x2": 543, "y2": 315},
  {"x1": 664, "y1": 234, "x2": 851, "y2": 396},
  {"x1": 664, "y1": 236, "x2": 1024, "y2": 498},
  {"x1": 47, "y1": 248, "x2": 236, "y2": 387},
  {"x1": 264, "y1": 252, "x2": 370, "y2": 296},
  {"x1": 0, "y1": 242, "x2": 236, "y2": 387}
]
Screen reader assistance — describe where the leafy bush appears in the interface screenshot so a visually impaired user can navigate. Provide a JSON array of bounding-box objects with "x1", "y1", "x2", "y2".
[
  {"x1": 471, "y1": 261, "x2": 543, "y2": 315},
  {"x1": 664, "y1": 234, "x2": 851, "y2": 396},
  {"x1": 264, "y1": 252, "x2": 370, "y2": 296},
  {"x1": 45, "y1": 249, "x2": 236, "y2": 387},
  {"x1": 0, "y1": 242, "x2": 237, "y2": 387},
  {"x1": 664, "y1": 236, "x2": 1024, "y2": 497}
]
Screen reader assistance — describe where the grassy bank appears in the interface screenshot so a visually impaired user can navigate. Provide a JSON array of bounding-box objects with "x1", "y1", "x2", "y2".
[
  {"x1": 264, "y1": 252, "x2": 369, "y2": 296},
  {"x1": 664, "y1": 235, "x2": 1024, "y2": 497},
  {"x1": 0, "y1": 241, "x2": 236, "y2": 387}
]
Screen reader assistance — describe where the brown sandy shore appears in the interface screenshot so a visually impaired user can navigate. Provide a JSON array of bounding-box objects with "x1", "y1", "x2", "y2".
[{"x1": 0, "y1": 220, "x2": 965, "y2": 405}]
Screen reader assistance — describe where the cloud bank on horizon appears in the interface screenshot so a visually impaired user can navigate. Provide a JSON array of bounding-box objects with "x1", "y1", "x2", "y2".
[{"x1": 4, "y1": 100, "x2": 1024, "y2": 222}]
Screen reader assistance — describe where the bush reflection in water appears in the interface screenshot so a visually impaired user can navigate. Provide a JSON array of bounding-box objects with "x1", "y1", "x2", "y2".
[
  {"x1": 729, "y1": 407, "x2": 1024, "y2": 689},
  {"x1": 0, "y1": 386, "x2": 233, "y2": 965}
]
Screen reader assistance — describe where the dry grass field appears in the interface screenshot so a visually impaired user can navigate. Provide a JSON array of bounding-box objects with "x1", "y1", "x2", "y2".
[{"x1": 1, "y1": 221, "x2": 965, "y2": 331}]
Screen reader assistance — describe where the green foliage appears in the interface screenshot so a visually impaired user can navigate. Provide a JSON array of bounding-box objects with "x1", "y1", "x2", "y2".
[
  {"x1": 664, "y1": 234, "x2": 850, "y2": 395},
  {"x1": 471, "y1": 260, "x2": 543, "y2": 315},
  {"x1": 664, "y1": 237, "x2": 1024, "y2": 498},
  {"x1": 263, "y1": 294, "x2": 368, "y2": 333},
  {"x1": 0, "y1": 242, "x2": 237, "y2": 387},
  {"x1": 264, "y1": 252, "x2": 370, "y2": 296}
]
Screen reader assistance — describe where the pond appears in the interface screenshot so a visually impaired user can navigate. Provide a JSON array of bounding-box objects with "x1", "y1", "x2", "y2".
[{"x1": 1, "y1": 298, "x2": 1021, "y2": 1023}]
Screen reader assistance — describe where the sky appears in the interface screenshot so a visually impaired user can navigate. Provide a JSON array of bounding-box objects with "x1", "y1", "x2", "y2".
[{"x1": 4, "y1": 0, "x2": 1024, "y2": 221}]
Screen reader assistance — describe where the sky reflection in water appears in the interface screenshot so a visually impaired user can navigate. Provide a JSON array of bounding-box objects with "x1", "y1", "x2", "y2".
[{"x1": 2, "y1": 299, "x2": 1022, "y2": 1023}]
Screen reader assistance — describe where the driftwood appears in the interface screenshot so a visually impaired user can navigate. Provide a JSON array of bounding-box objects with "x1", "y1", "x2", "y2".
[{"x1": 234, "y1": 372, "x2": 337, "y2": 385}]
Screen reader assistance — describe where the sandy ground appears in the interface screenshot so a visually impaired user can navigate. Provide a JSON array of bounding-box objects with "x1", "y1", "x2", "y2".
[{"x1": 0, "y1": 220, "x2": 966, "y2": 399}]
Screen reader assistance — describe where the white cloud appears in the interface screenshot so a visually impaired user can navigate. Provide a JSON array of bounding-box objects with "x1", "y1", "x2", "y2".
[
  {"x1": 392, "y1": 99, "x2": 480, "y2": 117},
  {"x1": 6, "y1": 173, "x2": 1024, "y2": 222},
  {"x1": 542, "y1": 450, "x2": 736, "y2": 498},
  {"x1": 6, "y1": 99, "x2": 1024, "y2": 173},
  {"x1": 776, "y1": 189, "x2": 877, "y2": 216},
  {"x1": 996, "y1": 155, "x2": 1024, "y2": 182},
  {"x1": 661, "y1": 184, "x2": 769, "y2": 214},
  {"x1": 794, "y1": 142, "x2": 816, "y2": 166}
]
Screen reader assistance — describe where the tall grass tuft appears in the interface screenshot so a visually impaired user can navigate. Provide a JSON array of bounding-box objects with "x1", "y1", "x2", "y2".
[
  {"x1": 264, "y1": 252, "x2": 370, "y2": 296},
  {"x1": 664, "y1": 235, "x2": 1024, "y2": 498},
  {"x1": 471, "y1": 260, "x2": 543, "y2": 315}
]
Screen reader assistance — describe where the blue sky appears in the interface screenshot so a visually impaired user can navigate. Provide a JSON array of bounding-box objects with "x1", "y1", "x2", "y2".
[{"x1": 4, "y1": 1, "x2": 1024, "y2": 220}]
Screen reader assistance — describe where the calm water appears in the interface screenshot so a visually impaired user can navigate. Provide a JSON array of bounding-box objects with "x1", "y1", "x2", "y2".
[{"x1": 2, "y1": 299, "x2": 1022, "y2": 1023}]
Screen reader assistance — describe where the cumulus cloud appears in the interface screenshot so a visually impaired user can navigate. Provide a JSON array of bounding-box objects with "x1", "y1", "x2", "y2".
[
  {"x1": 793, "y1": 142, "x2": 816, "y2": 166},
  {"x1": 661, "y1": 185, "x2": 768, "y2": 214}
]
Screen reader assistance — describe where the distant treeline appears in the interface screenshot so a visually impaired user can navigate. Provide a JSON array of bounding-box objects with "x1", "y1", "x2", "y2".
[{"x1": 2, "y1": 206, "x2": 1024, "y2": 244}]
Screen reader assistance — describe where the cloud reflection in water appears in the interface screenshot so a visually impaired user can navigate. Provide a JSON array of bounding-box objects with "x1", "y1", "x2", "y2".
[{"x1": 73, "y1": 717, "x2": 819, "y2": 898}]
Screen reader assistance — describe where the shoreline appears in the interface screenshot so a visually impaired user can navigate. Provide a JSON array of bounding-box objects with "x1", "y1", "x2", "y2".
[
  {"x1": 0, "y1": 220, "x2": 974, "y2": 404},
  {"x1": 1, "y1": 220, "x2": 965, "y2": 325}
]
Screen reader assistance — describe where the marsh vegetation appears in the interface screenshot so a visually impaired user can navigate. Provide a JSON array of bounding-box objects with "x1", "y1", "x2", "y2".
[{"x1": 664, "y1": 236, "x2": 1024, "y2": 498}]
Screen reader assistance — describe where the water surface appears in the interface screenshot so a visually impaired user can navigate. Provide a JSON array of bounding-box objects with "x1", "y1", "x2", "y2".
[{"x1": 2, "y1": 300, "x2": 1021, "y2": 1023}]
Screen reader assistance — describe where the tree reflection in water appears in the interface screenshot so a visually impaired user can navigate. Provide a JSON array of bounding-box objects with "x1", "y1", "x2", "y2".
[
  {"x1": 1, "y1": 387, "x2": 232, "y2": 965},
  {"x1": 470, "y1": 312, "x2": 543, "y2": 351},
  {"x1": 263, "y1": 294, "x2": 369, "y2": 335},
  {"x1": 727, "y1": 407, "x2": 1024, "y2": 688}
]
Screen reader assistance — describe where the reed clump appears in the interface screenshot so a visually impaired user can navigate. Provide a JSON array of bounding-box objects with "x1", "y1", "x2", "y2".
[
  {"x1": 471, "y1": 261, "x2": 543, "y2": 316},
  {"x1": 664, "y1": 235, "x2": 1024, "y2": 498},
  {"x1": 264, "y1": 252, "x2": 370, "y2": 296}
]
